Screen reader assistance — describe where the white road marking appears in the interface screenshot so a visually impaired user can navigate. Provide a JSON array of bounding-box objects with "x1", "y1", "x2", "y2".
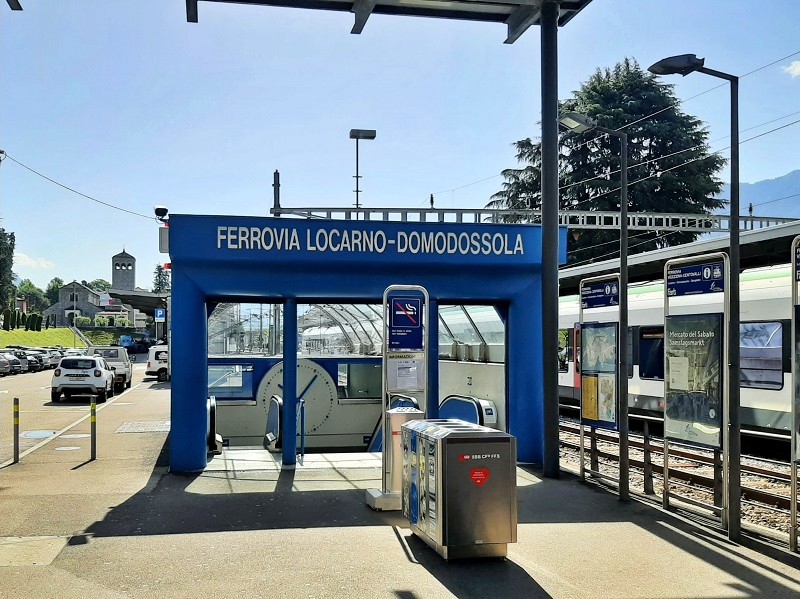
[
  {"x1": 0, "y1": 390, "x2": 8, "y2": 394},
  {"x1": 0, "y1": 382, "x2": 144, "y2": 467}
]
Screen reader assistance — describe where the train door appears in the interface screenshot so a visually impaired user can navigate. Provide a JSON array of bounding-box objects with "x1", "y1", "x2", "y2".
[{"x1": 572, "y1": 324, "x2": 581, "y2": 389}]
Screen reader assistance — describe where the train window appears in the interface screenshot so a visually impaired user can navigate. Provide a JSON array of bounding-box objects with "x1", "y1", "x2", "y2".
[
  {"x1": 558, "y1": 329, "x2": 569, "y2": 372},
  {"x1": 740, "y1": 322, "x2": 783, "y2": 390},
  {"x1": 639, "y1": 326, "x2": 664, "y2": 380}
]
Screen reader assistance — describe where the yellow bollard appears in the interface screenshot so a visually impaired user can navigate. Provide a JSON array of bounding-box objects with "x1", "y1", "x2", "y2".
[
  {"x1": 13, "y1": 397, "x2": 19, "y2": 463},
  {"x1": 90, "y1": 400, "x2": 96, "y2": 461}
]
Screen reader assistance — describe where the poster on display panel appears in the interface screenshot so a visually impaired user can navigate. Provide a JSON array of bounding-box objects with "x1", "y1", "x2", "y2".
[
  {"x1": 580, "y1": 322, "x2": 619, "y2": 429},
  {"x1": 664, "y1": 313, "x2": 723, "y2": 449}
]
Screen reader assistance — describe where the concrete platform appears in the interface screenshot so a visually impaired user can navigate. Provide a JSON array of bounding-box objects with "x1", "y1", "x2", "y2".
[{"x1": 1, "y1": 378, "x2": 799, "y2": 597}]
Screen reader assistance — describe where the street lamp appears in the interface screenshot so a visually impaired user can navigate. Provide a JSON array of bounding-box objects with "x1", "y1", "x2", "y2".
[
  {"x1": 349, "y1": 129, "x2": 377, "y2": 212},
  {"x1": 648, "y1": 54, "x2": 741, "y2": 542},
  {"x1": 558, "y1": 111, "x2": 630, "y2": 502}
]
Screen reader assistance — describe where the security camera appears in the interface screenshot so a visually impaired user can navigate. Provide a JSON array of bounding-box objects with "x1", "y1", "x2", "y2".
[{"x1": 154, "y1": 205, "x2": 169, "y2": 221}]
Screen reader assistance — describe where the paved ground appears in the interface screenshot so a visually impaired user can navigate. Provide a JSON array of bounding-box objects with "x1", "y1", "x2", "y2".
[{"x1": 1, "y1": 374, "x2": 800, "y2": 598}]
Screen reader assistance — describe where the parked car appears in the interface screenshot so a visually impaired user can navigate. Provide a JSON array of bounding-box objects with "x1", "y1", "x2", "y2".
[
  {"x1": 64, "y1": 348, "x2": 86, "y2": 357},
  {"x1": 51, "y1": 356, "x2": 115, "y2": 403},
  {"x1": 2, "y1": 353, "x2": 22, "y2": 374},
  {"x1": 11, "y1": 351, "x2": 29, "y2": 373},
  {"x1": 87, "y1": 346, "x2": 132, "y2": 391},
  {"x1": 0, "y1": 355, "x2": 10, "y2": 376},
  {"x1": 146, "y1": 344, "x2": 169, "y2": 382},
  {"x1": 30, "y1": 348, "x2": 58, "y2": 368},
  {"x1": 23, "y1": 351, "x2": 44, "y2": 372}
]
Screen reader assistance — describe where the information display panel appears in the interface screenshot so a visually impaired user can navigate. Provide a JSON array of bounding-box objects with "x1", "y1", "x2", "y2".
[
  {"x1": 664, "y1": 313, "x2": 724, "y2": 449},
  {"x1": 666, "y1": 261, "x2": 725, "y2": 297},
  {"x1": 580, "y1": 322, "x2": 618, "y2": 429},
  {"x1": 580, "y1": 279, "x2": 619, "y2": 309}
]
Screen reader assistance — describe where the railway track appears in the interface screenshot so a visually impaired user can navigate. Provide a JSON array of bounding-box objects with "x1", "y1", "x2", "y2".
[{"x1": 559, "y1": 420, "x2": 795, "y2": 521}]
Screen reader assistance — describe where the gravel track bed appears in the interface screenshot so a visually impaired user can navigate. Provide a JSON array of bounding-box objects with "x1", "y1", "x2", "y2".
[{"x1": 559, "y1": 423, "x2": 797, "y2": 535}]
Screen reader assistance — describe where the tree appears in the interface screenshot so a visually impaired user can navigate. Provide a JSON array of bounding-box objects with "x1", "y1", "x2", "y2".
[
  {"x1": 0, "y1": 228, "x2": 15, "y2": 308},
  {"x1": 2, "y1": 308, "x2": 9, "y2": 331},
  {"x1": 45, "y1": 277, "x2": 64, "y2": 305},
  {"x1": 153, "y1": 264, "x2": 171, "y2": 293},
  {"x1": 488, "y1": 58, "x2": 725, "y2": 265},
  {"x1": 18, "y1": 279, "x2": 48, "y2": 313},
  {"x1": 88, "y1": 279, "x2": 111, "y2": 292}
]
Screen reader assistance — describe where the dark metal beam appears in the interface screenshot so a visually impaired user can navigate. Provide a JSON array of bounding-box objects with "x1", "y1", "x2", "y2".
[
  {"x1": 505, "y1": 5, "x2": 540, "y2": 44},
  {"x1": 184, "y1": 0, "x2": 594, "y2": 41},
  {"x1": 540, "y1": 0, "x2": 560, "y2": 477},
  {"x1": 6, "y1": 0, "x2": 23, "y2": 11},
  {"x1": 351, "y1": 0, "x2": 376, "y2": 34}
]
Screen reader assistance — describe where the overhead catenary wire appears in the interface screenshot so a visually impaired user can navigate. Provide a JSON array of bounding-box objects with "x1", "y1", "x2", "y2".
[
  {"x1": 423, "y1": 48, "x2": 800, "y2": 206},
  {"x1": 518, "y1": 117, "x2": 800, "y2": 212},
  {"x1": 1, "y1": 152, "x2": 158, "y2": 221}
]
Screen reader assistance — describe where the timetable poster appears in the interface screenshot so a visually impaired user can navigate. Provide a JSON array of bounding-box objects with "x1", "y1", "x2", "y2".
[
  {"x1": 580, "y1": 322, "x2": 618, "y2": 429},
  {"x1": 581, "y1": 375, "x2": 599, "y2": 421},
  {"x1": 664, "y1": 313, "x2": 723, "y2": 449}
]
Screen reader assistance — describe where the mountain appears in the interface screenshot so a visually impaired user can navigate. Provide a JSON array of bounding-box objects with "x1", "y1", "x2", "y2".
[{"x1": 718, "y1": 170, "x2": 800, "y2": 218}]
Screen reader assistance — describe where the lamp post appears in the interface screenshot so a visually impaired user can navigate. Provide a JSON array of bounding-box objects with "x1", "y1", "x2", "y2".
[
  {"x1": 349, "y1": 129, "x2": 377, "y2": 212},
  {"x1": 648, "y1": 54, "x2": 740, "y2": 542},
  {"x1": 559, "y1": 112, "x2": 629, "y2": 502}
]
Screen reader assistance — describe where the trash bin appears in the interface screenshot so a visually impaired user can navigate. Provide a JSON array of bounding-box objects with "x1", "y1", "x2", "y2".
[{"x1": 401, "y1": 419, "x2": 517, "y2": 560}]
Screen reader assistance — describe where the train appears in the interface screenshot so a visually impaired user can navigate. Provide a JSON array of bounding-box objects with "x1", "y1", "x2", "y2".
[{"x1": 558, "y1": 264, "x2": 793, "y2": 438}]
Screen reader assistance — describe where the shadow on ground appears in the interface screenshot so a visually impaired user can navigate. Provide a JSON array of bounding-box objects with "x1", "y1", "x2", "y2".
[{"x1": 81, "y1": 439, "x2": 800, "y2": 598}]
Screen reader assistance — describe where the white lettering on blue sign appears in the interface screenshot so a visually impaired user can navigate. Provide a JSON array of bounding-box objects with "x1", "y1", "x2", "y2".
[{"x1": 215, "y1": 226, "x2": 525, "y2": 256}]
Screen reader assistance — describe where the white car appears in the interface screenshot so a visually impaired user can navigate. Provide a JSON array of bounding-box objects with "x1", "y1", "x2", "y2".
[
  {"x1": 146, "y1": 345, "x2": 169, "y2": 382},
  {"x1": 87, "y1": 346, "x2": 132, "y2": 392},
  {"x1": 51, "y1": 356, "x2": 115, "y2": 403}
]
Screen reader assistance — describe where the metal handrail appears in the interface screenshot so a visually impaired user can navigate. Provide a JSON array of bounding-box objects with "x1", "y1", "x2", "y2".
[{"x1": 296, "y1": 398, "x2": 305, "y2": 460}]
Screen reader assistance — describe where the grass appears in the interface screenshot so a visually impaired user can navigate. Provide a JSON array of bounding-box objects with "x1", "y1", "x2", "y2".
[
  {"x1": 0, "y1": 327, "x2": 86, "y2": 349},
  {"x1": 83, "y1": 330, "x2": 115, "y2": 346}
]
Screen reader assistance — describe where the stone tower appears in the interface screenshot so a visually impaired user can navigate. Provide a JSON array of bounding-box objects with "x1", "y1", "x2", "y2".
[{"x1": 112, "y1": 249, "x2": 136, "y2": 291}]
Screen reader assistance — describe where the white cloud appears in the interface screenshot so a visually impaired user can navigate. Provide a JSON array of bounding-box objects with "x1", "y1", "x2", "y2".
[
  {"x1": 784, "y1": 61, "x2": 800, "y2": 78},
  {"x1": 14, "y1": 252, "x2": 55, "y2": 270}
]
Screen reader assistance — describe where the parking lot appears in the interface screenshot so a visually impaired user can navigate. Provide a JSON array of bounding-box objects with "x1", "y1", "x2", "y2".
[{"x1": 0, "y1": 363, "x2": 149, "y2": 464}]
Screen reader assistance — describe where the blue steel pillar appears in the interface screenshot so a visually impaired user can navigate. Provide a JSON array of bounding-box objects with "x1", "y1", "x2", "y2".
[
  {"x1": 170, "y1": 269, "x2": 209, "y2": 472},
  {"x1": 282, "y1": 299, "x2": 298, "y2": 468},
  {"x1": 508, "y1": 290, "x2": 542, "y2": 463},
  {"x1": 427, "y1": 299, "x2": 439, "y2": 419}
]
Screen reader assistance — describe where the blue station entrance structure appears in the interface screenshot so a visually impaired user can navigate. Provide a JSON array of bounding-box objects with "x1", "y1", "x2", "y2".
[{"x1": 167, "y1": 214, "x2": 567, "y2": 472}]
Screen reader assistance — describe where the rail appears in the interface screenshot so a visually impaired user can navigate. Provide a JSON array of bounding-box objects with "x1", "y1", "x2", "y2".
[
  {"x1": 559, "y1": 420, "x2": 796, "y2": 538},
  {"x1": 270, "y1": 206, "x2": 796, "y2": 233}
]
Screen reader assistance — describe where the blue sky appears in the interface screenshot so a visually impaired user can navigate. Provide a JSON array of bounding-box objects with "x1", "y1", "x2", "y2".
[{"x1": 1, "y1": 0, "x2": 798, "y2": 289}]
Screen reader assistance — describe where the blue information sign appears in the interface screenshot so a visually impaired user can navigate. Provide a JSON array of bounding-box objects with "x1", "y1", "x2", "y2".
[
  {"x1": 155, "y1": 308, "x2": 166, "y2": 322},
  {"x1": 388, "y1": 294, "x2": 424, "y2": 351},
  {"x1": 666, "y1": 262, "x2": 724, "y2": 297},
  {"x1": 581, "y1": 279, "x2": 619, "y2": 309}
]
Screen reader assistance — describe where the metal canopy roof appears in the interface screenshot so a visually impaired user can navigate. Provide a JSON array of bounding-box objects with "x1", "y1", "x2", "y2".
[
  {"x1": 559, "y1": 219, "x2": 800, "y2": 295},
  {"x1": 186, "y1": 0, "x2": 594, "y2": 43},
  {"x1": 108, "y1": 289, "x2": 169, "y2": 316}
]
